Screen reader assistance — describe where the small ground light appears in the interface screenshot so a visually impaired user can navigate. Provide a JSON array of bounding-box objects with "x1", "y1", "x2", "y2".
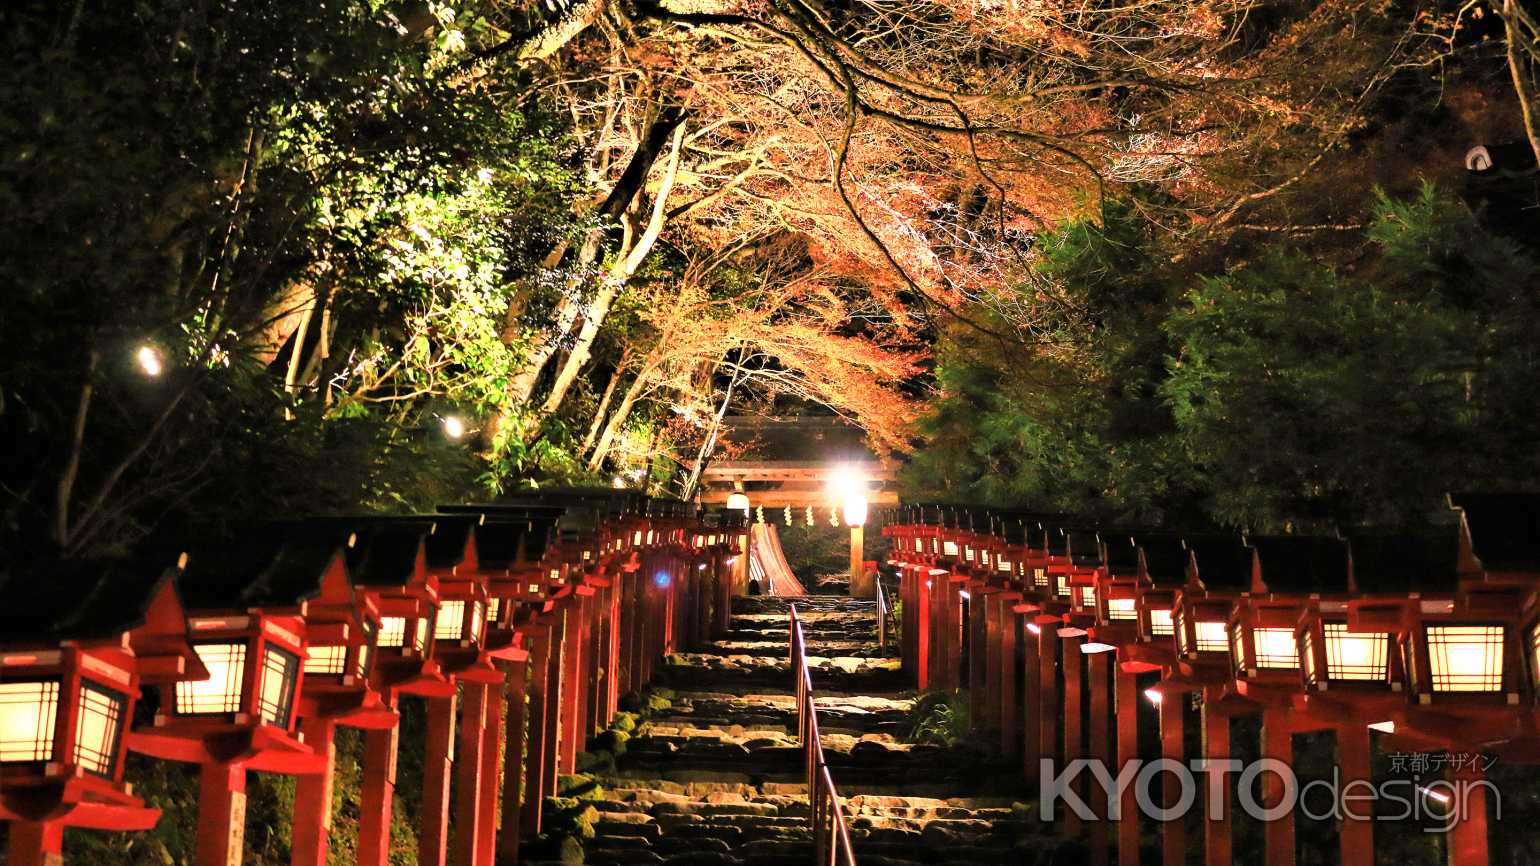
[
  {"x1": 652, "y1": 572, "x2": 671, "y2": 589},
  {"x1": 612, "y1": 476, "x2": 626, "y2": 489},
  {"x1": 442, "y1": 416, "x2": 466, "y2": 440},
  {"x1": 1144, "y1": 688, "x2": 1163, "y2": 705},
  {"x1": 136, "y1": 345, "x2": 163, "y2": 377}
]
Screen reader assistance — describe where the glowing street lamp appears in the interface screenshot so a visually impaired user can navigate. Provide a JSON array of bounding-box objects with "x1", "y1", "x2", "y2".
[
  {"x1": 843, "y1": 494, "x2": 868, "y2": 528},
  {"x1": 846, "y1": 491, "x2": 872, "y2": 597},
  {"x1": 136, "y1": 345, "x2": 163, "y2": 377}
]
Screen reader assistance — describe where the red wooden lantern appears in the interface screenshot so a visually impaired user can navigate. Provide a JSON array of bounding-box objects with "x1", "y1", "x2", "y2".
[
  {"x1": 1, "y1": 561, "x2": 203, "y2": 866},
  {"x1": 1171, "y1": 536, "x2": 1252, "y2": 667},
  {"x1": 1094, "y1": 534, "x2": 1143, "y2": 634},
  {"x1": 1230, "y1": 537, "x2": 1351, "y2": 694}
]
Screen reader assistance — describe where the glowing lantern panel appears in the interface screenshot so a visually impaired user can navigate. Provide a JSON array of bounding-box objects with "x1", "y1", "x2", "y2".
[
  {"x1": 178, "y1": 643, "x2": 247, "y2": 714},
  {"x1": 304, "y1": 644, "x2": 348, "y2": 675},
  {"x1": 1107, "y1": 598, "x2": 1137, "y2": 621},
  {"x1": 435, "y1": 601, "x2": 467, "y2": 640},
  {"x1": 1323, "y1": 623, "x2": 1388, "y2": 681},
  {"x1": 1425, "y1": 625, "x2": 1504, "y2": 692},
  {"x1": 1253, "y1": 628, "x2": 1300, "y2": 669},
  {"x1": 73, "y1": 683, "x2": 126, "y2": 776},
  {"x1": 1194, "y1": 620, "x2": 1228, "y2": 653},
  {"x1": 378, "y1": 617, "x2": 408, "y2": 648},
  {"x1": 468, "y1": 601, "x2": 485, "y2": 643},
  {"x1": 1303, "y1": 629, "x2": 1318, "y2": 685},
  {"x1": 0, "y1": 681, "x2": 59, "y2": 762},
  {"x1": 257, "y1": 646, "x2": 300, "y2": 728},
  {"x1": 1532, "y1": 625, "x2": 1540, "y2": 688},
  {"x1": 356, "y1": 621, "x2": 375, "y2": 678}
]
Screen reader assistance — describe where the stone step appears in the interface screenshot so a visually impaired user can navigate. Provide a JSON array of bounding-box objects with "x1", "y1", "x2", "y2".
[{"x1": 548, "y1": 589, "x2": 1043, "y2": 866}]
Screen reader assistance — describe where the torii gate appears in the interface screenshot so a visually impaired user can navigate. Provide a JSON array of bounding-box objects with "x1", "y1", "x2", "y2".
[{"x1": 697, "y1": 416, "x2": 898, "y2": 597}]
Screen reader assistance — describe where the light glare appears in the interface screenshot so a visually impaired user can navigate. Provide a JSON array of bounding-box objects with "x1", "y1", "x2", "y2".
[{"x1": 136, "y1": 345, "x2": 163, "y2": 377}]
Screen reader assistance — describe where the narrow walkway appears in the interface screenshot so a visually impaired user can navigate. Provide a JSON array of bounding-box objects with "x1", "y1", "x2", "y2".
[{"x1": 542, "y1": 593, "x2": 1046, "y2": 865}]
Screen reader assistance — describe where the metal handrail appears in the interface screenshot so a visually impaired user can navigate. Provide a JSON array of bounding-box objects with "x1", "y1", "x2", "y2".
[
  {"x1": 789, "y1": 605, "x2": 859, "y2": 865},
  {"x1": 874, "y1": 577, "x2": 888, "y2": 651}
]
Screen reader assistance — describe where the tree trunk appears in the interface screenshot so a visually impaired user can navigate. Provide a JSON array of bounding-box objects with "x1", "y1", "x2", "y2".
[
  {"x1": 53, "y1": 351, "x2": 98, "y2": 548},
  {"x1": 283, "y1": 287, "x2": 318, "y2": 419},
  {"x1": 581, "y1": 351, "x2": 630, "y2": 453},
  {"x1": 587, "y1": 369, "x2": 650, "y2": 471},
  {"x1": 541, "y1": 119, "x2": 687, "y2": 419},
  {"x1": 499, "y1": 103, "x2": 689, "y2": 418},
  {"x1": 681, "y1": 354, "x2": 743, "y2": 500},
  {"x1": 1503, "y1": 0, "x2": 1540, "y2": 165}
]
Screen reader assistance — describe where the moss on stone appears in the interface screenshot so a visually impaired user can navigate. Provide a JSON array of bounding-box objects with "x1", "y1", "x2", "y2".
[{"x1": 594, "y1": 728, "x2": 630, "y2": 756}]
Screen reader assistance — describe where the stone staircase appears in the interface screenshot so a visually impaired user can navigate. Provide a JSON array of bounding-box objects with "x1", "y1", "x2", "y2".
[{"x1": 534, "y1": 593, "x2": 1058, "y2": 866}]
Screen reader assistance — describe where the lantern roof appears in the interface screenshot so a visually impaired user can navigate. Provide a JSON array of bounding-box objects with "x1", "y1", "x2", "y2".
[
  {"x1": 418, "y1": 514, "x2": 482, "y2": 570},
  {"x1": 0, "y1": 558, "x2": 182, "y2": 644},
  {"x1": 1102, "y1": 534, "x2": 1142, "y2": 575},
  {"x1": 1183, "y1": 534, "x2": 1251, "y2": 590},
  {"x1": 1249, "y1": 536, "x2": 1350, "y2": 594},
  {"x1": 343, "y1": 520, "x2": 435, "y2": 587},
  {"x1": 1046, "y1": 526, "x2": 1070, "y2": 557},
  {"x1": 472, "y1": 519, "x2": 557, "y2": 570},
  {"x1": 1346, "y1": 529, "x2": 1461, "y2": 593},
  {"x1": 175, "y1": 530, "x2": 337, "y2": 611},
  {"x1": 1127, "y1": 533, "x2": 1187, "y2": 585},
  {"x1": 1449, "y1": 492, "x2": 1540, "y2": 573},
  {"x1": 1067, "y1": 530, "x2": 1105, "y2": 566}
]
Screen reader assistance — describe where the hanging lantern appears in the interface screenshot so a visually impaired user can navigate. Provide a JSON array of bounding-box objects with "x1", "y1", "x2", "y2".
[{"x1": 726, "y1": 492, "x2": 750, "y2": 515}]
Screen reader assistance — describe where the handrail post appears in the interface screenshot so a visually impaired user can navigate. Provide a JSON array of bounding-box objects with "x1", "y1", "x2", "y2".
[
  {"x1": 789, "y1": 600, "x2": 857, "y2": 865},
  {"x1": 875, "y1": 579, "x2": 887, "y2": 651}
]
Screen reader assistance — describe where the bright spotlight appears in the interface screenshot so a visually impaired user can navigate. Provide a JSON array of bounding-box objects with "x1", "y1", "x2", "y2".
[
  {"x1": 442, "y1": 415, "x2": 466, "y2": 440},
  {"x1": 136, "y1": 345, "x2": 164, "y2": 377},
  {"x1": 1144, "y1": 688, "x2": 1163, "y2": 705},
  {"x1": 652, "y1": 572, "x2": 671, "y2": 589},
  {"x1": 612, "y1": 475, "x2": 626, "y2": 489},
  {"x1": 1026, "y1": 622, "x2": 1042, "y2": 635}
]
